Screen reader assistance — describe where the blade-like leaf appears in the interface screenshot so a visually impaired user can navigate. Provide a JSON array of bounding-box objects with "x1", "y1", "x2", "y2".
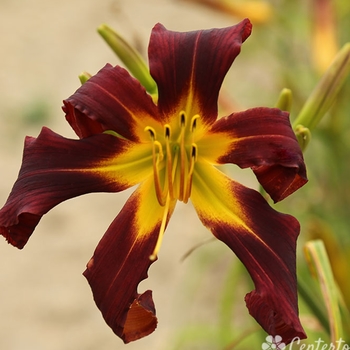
[{"x1": 304, "y1": 239, "x2": 343, "y2": 342}]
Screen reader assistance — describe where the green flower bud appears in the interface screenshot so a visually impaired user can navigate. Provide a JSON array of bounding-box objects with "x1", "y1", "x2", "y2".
[
  {"x1": 294, "y1": 124, "x2": 311, "y2": 152},
  {"x1": 98, "y1": 24, "x2": 157, "y2": 95},
  {"x1": 79, "y1": 71, "x2": 92, "y2": 85},
  {"x1": 275, "y1": 88, "x2": 293, "y2": 112}
]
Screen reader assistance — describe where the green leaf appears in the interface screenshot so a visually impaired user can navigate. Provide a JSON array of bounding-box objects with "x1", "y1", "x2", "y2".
[
  {"x1": 293, "y1": 43, "x2": 350, "y2": 132},
  {"x1": 297, "y1": 276, "x2": 329, "y2": 333},
  {"x1": 304, "y1": 239, "x2": 343, "y2": 342}
]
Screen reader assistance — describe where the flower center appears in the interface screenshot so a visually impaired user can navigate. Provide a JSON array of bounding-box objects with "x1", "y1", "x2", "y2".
[
  {"x1": 146, "y1": 111, "x2": 200, "y2": 261},
  {"x1": 145, "y1": 111, "x2": 199, "y2": 207}
]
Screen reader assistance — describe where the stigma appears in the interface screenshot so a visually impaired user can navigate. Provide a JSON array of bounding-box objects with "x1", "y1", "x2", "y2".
[{"x1": 145, "y1": 111, "x2": 199, "y2": 207}]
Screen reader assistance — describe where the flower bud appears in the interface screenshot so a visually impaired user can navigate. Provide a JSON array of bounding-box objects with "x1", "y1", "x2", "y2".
[
  {"x1": 98, "y1": 24, "x2": 157, "y2": 95},
  {"x1": 275, "y1": 88, "x2": 292, "y2": 112},
  {"x1": 79, "y1": 71, "x2": 92, "y2": 85}
]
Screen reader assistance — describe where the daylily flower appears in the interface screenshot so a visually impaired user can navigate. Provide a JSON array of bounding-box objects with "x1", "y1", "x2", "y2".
[{"x1": 0, "y1": 19, "x2": 307, "y2": 344}]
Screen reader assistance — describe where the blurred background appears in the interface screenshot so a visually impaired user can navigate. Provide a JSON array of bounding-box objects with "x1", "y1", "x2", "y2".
[{"x1": 0, "y1": 0, "x2": 349, "y2": 349}]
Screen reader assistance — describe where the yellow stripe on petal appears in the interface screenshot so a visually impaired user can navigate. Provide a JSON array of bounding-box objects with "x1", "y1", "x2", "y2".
[
  {"x1": 192, "y1": 163, "x2": 297, "y2": 273},
  {"x1": 191, "y1": 163, "x2": 252, "y2": 232},
  {"x1": 134, "y1": 177, "x2": 177, "y2": 256},
  {"x1": 191, "y1": 163, "x2": 281, "y2": 255},
  {"x1": 96, "y1": 141, "x2": 154, "y2": 187},
  {"x1": 195, "y1": 131, "x2": 232, "y2": 164}
]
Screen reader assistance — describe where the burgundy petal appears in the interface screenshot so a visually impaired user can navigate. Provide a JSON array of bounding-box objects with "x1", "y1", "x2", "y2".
[
  {"x1": 0, "y1": 127, "x2": 145, "y2": 249},
  {"x1": 64, "y1": 64, "x2": 161, "y2": 141},
  {"x1": 148, "y1": 19, "x2": 252, "y2": 124},
  {"x1": 84, "y1": 178, "x2": 176, "y2": 343},
  {"x1": 209, "y1": 107, "x2": 307, "y2": 202},
  {"x1": 191, "y1": 164, "x2": 306, "y2": 344}
]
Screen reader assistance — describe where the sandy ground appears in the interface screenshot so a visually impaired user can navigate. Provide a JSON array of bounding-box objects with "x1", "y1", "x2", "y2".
[{"x1": 0, "y1": 1, "x2": 260, "y2": 349}]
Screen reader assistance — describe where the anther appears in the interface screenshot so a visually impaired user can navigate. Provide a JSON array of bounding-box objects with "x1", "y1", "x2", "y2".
[
  {"x1": 145, "y1": 126, "x2": 156, "y2": 139},
  {"x1": 164, "y1": 124, "x2": 171, "y2": 138},
  {"x1": 191, "y1": 143, "x2": 197, "y2": 160},
  {"x1": 183, "y1": 143, "x2": 197, "y2": 203},
  {"x1": 180, "y1": 111, "x2": 186, "y2": 127},
  {"x1": 164, "y1": 124, "x2": 174, "y2": 199},
  {"x1": 191, "y1": 115, "x2": 199, "y2": 132}
]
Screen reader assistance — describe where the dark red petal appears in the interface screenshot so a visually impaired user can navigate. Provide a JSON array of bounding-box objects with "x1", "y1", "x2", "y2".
[
  {"x1": 191, "y1": 165, "x2": 306, "y2": 345},
  {"x1": 63, "y1": 64, "x2": 160, "y2": 141},
  {"x1": 0, "y1": 127, "x2": 143, "y2": 249},
  {"x1": 63, "y1": 101, "x2": 104, "y2": 137},
  {"x1": 83, "y1": 179, "x2": 176, "y2": 343},
  {"x1": 148, "y1": 19, "x2": 252, "y2": 124},
  {"x1": 210, "y1": 107, "x2": 307, "y2": 202}
]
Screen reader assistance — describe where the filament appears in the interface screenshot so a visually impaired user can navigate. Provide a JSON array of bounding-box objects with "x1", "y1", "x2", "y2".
[
  {"x1": 146, "y1": 126, "x2": 166, "y2": 206},
  {"x1": 149, "y1": 194, "x2": 171, "y2": 261}
]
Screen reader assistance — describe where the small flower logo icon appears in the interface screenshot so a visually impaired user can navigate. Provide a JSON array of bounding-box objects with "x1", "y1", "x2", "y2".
[{"x1": 262, "y1": 335, "x2": 286, "y2": 349}]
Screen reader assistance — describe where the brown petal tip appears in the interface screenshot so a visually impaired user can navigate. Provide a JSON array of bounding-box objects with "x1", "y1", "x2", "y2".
[{"x1": 122, "y1": 290, "x2": 157, "y2": 343}]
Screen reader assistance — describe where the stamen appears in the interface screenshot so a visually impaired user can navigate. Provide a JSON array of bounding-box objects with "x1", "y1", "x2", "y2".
[
  {"x1": 146, "y1": 112, "x2": 199, "y2": 206},
  {"x1": 152, "y1": 141, "x2": 166, "y2": 206},
  {"x1": 149, "y1": 194, "x2": 171, "y2": 261},
  {"x1": 183, "y1": 144, "x2": 197, "y2": 203},
  {"x1": 178, "y1": 112, "x2": 186, "y2": 201},
  {"x1": 145, "y1": 126, "x2": 166, "y2": 206},
  {"x1": 171, "y1": 145, "x2": 179, "y2": 192},
  {"x1": 164, "y1": 124, "x2": 174, "y2": 199}
]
